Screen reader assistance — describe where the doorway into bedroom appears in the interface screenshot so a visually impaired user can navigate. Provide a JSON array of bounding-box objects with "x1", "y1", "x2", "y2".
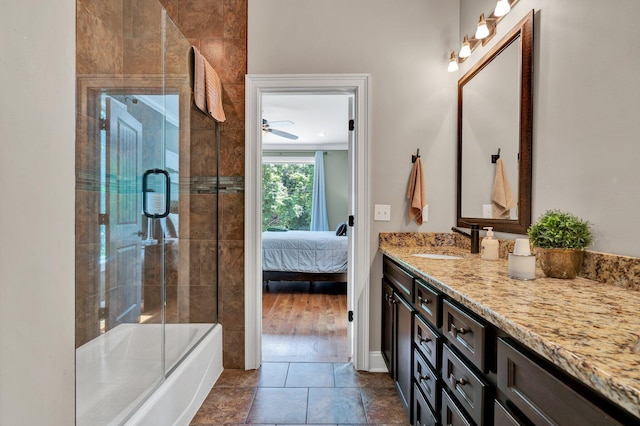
[{"x1": 261, "y1": 93, "x2": 352, "y2": 362}]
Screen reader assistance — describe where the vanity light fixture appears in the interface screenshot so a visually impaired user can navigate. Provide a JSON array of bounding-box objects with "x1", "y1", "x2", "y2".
[
  {"x1": 475, "y1": 13, "x2": 490, "y2": 39},
  {"x1": 459, "y1": 35, "x2": 472, "y2": 59},
  {"x1": 447, "y1": 51, "x2": 459, "y2": 72},
  {"x1": 453, "y1": 0, "x2": 519, "y2": 64},
  {"x1": 494, "y1": 0, "x2": 511, "y2": 17}
]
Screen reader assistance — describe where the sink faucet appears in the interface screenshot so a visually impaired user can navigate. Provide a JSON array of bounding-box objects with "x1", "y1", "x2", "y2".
[{"x1": 451, "y1": 223, "x2": 480, "y2": 253}]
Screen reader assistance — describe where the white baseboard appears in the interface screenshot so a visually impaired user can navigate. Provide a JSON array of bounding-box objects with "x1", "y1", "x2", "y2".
[{"x1": 368, "y1": 351, "x2": 389, "y2": 373}]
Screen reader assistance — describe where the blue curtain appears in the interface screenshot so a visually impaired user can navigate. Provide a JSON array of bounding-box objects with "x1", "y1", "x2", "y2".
[{"x1": 310, "y1": 151, "x2": 329, "y2": 231}]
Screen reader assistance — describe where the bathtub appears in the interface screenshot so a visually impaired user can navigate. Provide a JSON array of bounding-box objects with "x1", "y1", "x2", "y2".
[{"x1": 76, "y1": 323, "x2": 223, "y2": 425}]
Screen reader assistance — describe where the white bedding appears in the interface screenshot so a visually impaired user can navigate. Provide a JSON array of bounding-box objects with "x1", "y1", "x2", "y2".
[{"x1": 262, "y1": 231, "x2": 348, "y2": 273}]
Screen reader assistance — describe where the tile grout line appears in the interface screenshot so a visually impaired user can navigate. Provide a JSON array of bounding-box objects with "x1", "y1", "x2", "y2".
[{"x1": 242, "y1": 387, "x2": 258, "y2": 425}]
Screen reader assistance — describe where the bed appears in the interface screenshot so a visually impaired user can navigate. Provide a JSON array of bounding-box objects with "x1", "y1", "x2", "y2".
[{"x1": 262, "y1": 230, "x2": 348, "y2": 284}]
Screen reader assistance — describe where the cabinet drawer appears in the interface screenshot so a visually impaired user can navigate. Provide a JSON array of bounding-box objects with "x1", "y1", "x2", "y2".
[
  {"x1": 414, "y1": 314, "x2": 441, "y2": 370},
  {"x1": 497, "y1": 338, "x2": 624, "y2": 426},
  {"x1": 442, "y1": 389, "x2": 473, "y2": 426},
  {"x1": 443, "y1": 300, "x2": 487, "y2": 372},
  {"x1": 442, "y1": 344, "x2": 489, "y2": 426},
  {"x1": 383, "y1": 257, "x2": 413, "y2": 299},
  {"x1": 414, "y1": 348, "x2": 439, "y2": 412},
  {"x1": 414, "y1": 279, "x2": 441, "y2": 328},
  {"x1": 494, "y1": 400, "x2": 524, "y2": 426},
  {"x1": 414, "y1": 383, "x2": 439, "y2": 426}
]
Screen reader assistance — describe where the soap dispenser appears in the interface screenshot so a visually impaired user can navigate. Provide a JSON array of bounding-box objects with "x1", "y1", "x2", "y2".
[{"x1": 481, "y1": 227, "x2": 499, "y2": 260}]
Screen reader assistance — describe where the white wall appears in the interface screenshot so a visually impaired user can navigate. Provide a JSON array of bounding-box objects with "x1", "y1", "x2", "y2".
[
  {"x1": 0, "y1": 1, "x2": 76, "y2": 424},
  {"x1": 249, "y1": 0, "x2": 640, "y2": 361},
  {"x1": 249, "y1": 0, "x2": 460, "y2": 354},
  {"x1": 457, "y1": 0, "x2": 640, "y2": 256}
]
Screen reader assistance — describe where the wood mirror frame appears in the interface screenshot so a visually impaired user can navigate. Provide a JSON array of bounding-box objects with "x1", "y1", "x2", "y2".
[{"x1": 457, "y1": 10, "x2": 534, "y2": 234}]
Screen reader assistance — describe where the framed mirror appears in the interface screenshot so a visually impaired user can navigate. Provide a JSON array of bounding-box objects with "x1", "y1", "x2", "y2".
[{"x1": 457, "y1": 10, "x2": 533, "y2": 234}]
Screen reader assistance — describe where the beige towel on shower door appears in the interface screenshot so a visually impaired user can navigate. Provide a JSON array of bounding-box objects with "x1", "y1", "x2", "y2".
[
  {"x1": 491, "y1": 158, "x2": 516, "y2": 219},
  {"x1": 191, "y1": 46, "x2": 226, "y2": 122},
  {"x1": 192, "y1": 47, "x2": 207, "y2": 113},
  {"x1": 407, "y1": 158, "x2": 427, "y2": 225}
]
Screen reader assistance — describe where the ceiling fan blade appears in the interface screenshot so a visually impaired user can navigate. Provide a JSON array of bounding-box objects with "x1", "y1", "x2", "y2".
[{"x1": 269, "y1": 128, "x2": 299, "y2": 140}]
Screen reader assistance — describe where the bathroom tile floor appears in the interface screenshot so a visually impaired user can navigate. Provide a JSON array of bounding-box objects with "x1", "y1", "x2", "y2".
[{"x1": 190, "y1": 362, "x2": 410, "y2": 425}]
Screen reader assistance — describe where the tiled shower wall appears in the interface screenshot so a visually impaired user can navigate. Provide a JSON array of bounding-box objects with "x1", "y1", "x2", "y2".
[
  {"x1": 76, "y1": 0, "x2": 247, "y2": 368},
  {"x1": 160, "y1": 0, "x2": 247, "y2": 368}
]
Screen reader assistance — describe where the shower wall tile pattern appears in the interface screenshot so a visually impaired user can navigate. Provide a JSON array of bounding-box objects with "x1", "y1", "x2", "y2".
[
  {"x1": 161, "y1": 0, "x2": 247, "y2": 368},
  {"x1": 76, "y1": 0, "x2": 247, "y2": 367}
]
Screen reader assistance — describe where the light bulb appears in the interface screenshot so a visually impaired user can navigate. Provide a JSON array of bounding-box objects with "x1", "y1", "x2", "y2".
[
  {"x1": 475, "y1": 13, "x2": 490, "y2": 39},
  {"x1": 494, "y1": 0, "x2": 511, "y2": 17},
  {"x1": 459, "y1": 35, "x2": 471, "y2": 59},
  {"x1": 447, "y1": 51, "x2": 458, "y2": 72}
]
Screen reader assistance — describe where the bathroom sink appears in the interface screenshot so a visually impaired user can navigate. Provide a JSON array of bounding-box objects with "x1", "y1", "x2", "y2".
[{"x1": 411, "y1": 253, "x2": 464, "y2": 260}]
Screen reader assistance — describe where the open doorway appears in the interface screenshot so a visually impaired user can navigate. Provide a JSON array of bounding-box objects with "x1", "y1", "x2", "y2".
[
  {"x1": 260, "y1": 93, "x2": 351, "y2": 362},
  {"x1": 245, "y1": 74, "x2": 371, "y2": 370}
]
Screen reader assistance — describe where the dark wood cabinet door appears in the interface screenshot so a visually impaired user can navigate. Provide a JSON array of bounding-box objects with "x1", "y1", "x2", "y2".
[
  {"x1": 442, "y1": 344, "x2": 489, "y2": 425},
  {"x1": 414, "y1": 278, "x2": 441, "y2": 328},
  {"x1": 414, "y1": 348, "x2": 439, "y2": 412},
  {"x1": 441, "y1": 389, "x2": 473, "y2": 426},
  {"x1": 443, "y1": 300, "x2": 487, "y2": 372},
  {"x1": 414, "y1": 314, "x2": 441, "y2": 371},
  {"x1": 497, "y1": 338, "x2": 624, "y2": 426},
  {"x1": 414, "y1": 383, "x2": 439, "y2": 426},
  {"x1": 382, "y1": 278, "x2": 395, "y2": 374},
  {"x1": 395, "y1": 293, "x2": 414, "y2": 420}
]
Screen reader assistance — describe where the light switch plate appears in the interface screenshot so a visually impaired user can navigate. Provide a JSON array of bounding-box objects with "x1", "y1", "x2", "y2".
[
  {"x1": 483, "y1": 204, "x2": 492, "y2": 218},
  {"x1": 374, "y1": 204, "x2": 391, "y2": 221}
]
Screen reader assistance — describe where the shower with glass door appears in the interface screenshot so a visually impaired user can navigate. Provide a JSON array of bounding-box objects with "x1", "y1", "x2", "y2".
[{"x1": 75, "y1": 1, "x2": 220, "y2": 424}]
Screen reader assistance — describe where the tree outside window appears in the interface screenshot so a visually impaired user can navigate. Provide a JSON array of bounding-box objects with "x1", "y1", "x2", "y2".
[{"x1": 262, "y1": 163, "x2": 314, "y2": 231}]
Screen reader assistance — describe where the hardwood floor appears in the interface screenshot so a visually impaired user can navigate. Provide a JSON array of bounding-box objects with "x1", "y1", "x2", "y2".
[{"x1": 262, "y1": 281, "x2": 349, "y2": 362}]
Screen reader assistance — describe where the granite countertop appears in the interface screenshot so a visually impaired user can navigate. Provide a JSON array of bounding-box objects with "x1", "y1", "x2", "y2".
[{"x1": 379, "y1": 237, "x2": 640, "y2": 419}]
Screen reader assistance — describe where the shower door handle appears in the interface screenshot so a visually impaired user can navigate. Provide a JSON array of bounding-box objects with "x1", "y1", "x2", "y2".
[{"x1": 142, "y1": 169, "x2": 171, "y2": 219}]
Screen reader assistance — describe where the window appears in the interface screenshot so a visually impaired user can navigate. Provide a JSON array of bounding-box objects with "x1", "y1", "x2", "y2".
[{"x1": 262, "y1": 157, "x2": 314, "y2": 231}]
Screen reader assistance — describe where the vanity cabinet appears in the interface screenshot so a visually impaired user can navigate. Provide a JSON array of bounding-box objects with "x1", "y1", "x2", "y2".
[
  {"x1": 382, "y1": 258, "x2": 415, "y2": 419},
  {"x1": 381, "y1": 254, "x2": 639, "y2": 426}
]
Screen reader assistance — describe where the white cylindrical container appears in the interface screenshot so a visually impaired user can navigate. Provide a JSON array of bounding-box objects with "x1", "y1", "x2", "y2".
[{"x1": 508, "y1": 253, "x2": 536, "y2": 280}]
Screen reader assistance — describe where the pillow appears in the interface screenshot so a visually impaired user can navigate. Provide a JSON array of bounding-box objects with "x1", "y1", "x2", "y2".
[{"x1": 335, "y1": 222, "x2": 347, "y2": 236}]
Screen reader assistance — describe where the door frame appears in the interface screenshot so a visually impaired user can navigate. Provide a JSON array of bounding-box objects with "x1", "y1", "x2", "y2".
[{"x1": 245, "y1": 74, "x2": 371, "y2": 370}]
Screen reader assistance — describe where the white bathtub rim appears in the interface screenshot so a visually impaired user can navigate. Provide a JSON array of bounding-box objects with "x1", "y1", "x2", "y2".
[{"x1": 123, "y1": 323, "x2": 223, "y2": 426}]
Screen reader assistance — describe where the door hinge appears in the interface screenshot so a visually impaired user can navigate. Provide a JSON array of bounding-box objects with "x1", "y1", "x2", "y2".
[
  {"x1": 348, "y1": 310, "x2": 354, "y2": 322},
  {"x1": 348, "y1": 119, "x2": 355, "y2": 131},
  {"x1": 348, "y1": 215, "x2": 354, "y2": 227},
  {"x1": 99, "y1": 118, "x2": 107, "y2": 130},
  {"x1": 98, "y1": 213, "x2": 109, "y2": 225}
]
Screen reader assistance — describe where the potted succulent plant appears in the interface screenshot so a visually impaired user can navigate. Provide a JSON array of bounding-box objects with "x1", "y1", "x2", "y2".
[{"x1": 527, "y1": 210, "x2": 593, "y2": 279}]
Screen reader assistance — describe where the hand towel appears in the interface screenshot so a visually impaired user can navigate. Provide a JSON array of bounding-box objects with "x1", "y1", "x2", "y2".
[
  {"x1": 491, "y1": 157, "x2": 516, "y2": 219},
  {"x1": 191, "y1": 46, "x2": 226, "y2": 122},
  {"x1": 192, "y1": 47, "x2": 207, "y2": 114},
  {"x1": 203, "y1": 59, "x2": 226, "y2": 122},
  {"x1": 407, "y1": 158, "x2": 427, "y2": 225}
]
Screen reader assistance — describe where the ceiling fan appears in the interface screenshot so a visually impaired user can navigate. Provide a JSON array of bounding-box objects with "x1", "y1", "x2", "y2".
[{"x1": 262, "y1": 119, "x2": 299, "y2": 140}]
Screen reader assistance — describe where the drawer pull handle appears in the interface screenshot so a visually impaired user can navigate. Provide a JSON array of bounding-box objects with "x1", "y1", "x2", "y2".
[
  {"x1": 450, "y1": 324, "x2": 467, "y2": 338},
  {"x1": 419, "y1": 336, "x2": 432, "y2": 344},
  {"x1": 418, "y1": 295, "x2": 432, "y2": 305},
  {"x1": 419, "y1": 375, "x2": 431, "y2": 382},
  {"x1": 449, "y1": 373, "x2": 467, "y2": 387}
]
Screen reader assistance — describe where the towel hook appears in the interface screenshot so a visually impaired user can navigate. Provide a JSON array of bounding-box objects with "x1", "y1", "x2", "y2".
[
  {"x1": 491, "y1": 148, "x2": 501, "y2": 164},
  {"x1": 412, "y1": 149, "x2": 420, "y2": 163}
]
